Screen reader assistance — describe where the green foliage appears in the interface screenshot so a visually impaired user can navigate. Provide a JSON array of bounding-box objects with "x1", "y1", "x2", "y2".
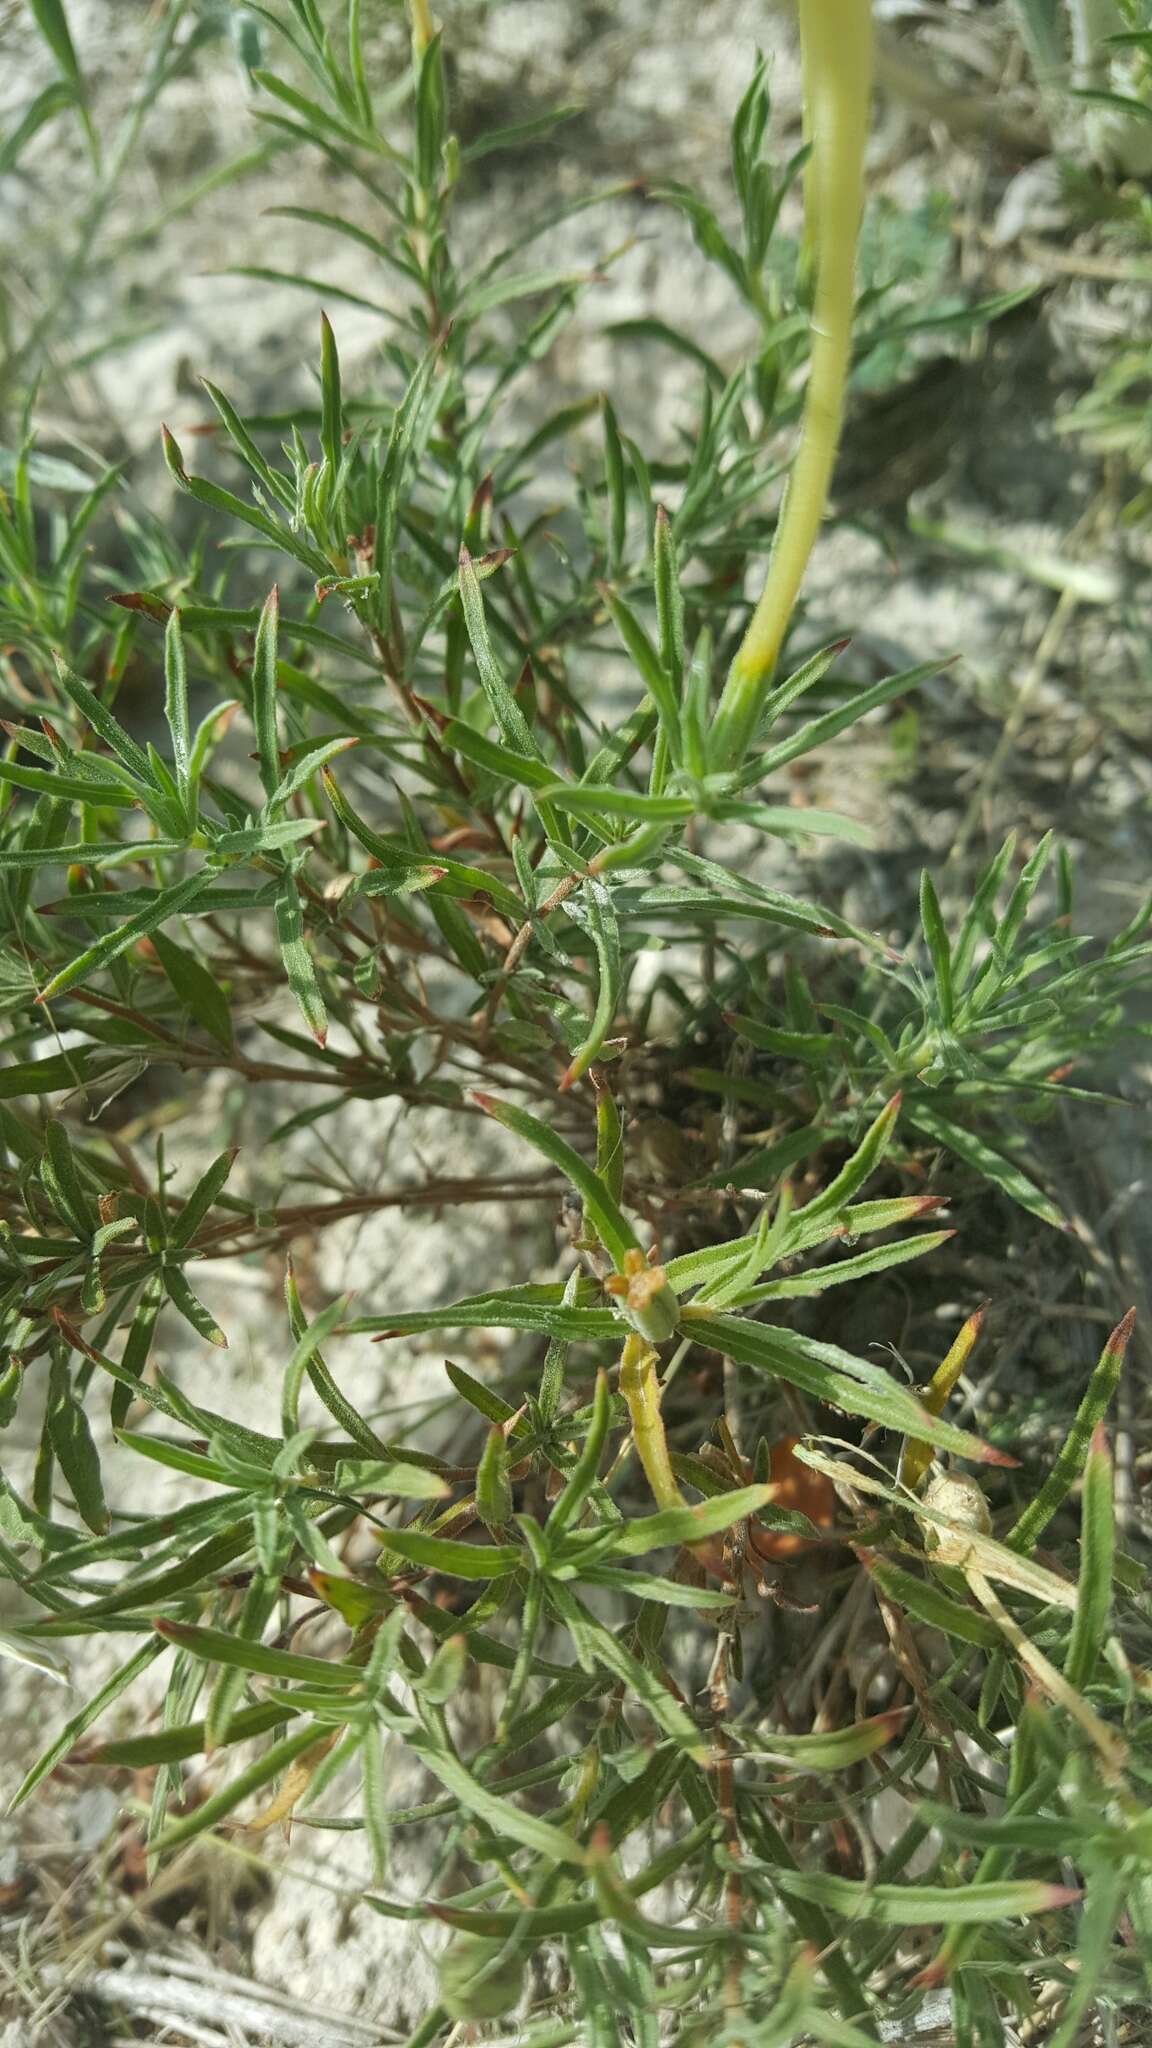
[
  {"x1": 0, "y1": 4, "x2": 1149, "y2": 2045},
  {"x1": 0, "y1": 2, "x2": 280, "y2": 413}
]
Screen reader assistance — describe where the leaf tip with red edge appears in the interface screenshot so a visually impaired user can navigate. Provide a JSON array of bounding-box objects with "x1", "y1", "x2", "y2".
[{"x1": 1107, "y1": 1306, "x2": 1137, "y2": 1358}]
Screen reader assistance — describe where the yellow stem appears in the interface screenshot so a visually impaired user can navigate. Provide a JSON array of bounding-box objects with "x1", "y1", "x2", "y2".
[
  {"x1": 710, "y1": 0, "x2": 874, "y2": 770},
  {"x1": 408, "y1": 0, "x2": 434, "y2": 54},
  {"x1": 900, "y1": 1303, "x2": 985, "y2": 1493},
  {"x1": 619, "y1": 1334, "x2": 685, "y2": 1513}
]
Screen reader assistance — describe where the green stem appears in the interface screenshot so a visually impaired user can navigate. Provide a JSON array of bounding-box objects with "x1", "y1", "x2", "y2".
[
  {"x1": 1067, "y1": 0, "x2": 1152, "y2": 173},
  {"x1": 1070, "y1": 0, "x2": 1120, "y2": 94},
  {"x1": 710, "y1": 0, "x2": 874, "y2": 771}
]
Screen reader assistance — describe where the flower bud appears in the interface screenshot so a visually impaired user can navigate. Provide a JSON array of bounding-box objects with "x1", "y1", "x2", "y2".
[
  {"x1": 923, "y1": 1471, "x2": 991, "y2": 1568},
  {"x1": 605, "y1": 1248, "x2": 679, "y2": 1343}
]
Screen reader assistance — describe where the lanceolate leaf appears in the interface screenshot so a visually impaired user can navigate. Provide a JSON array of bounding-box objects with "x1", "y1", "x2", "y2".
[
  {"x1": 746, "y1": 1229, "x2": 953, "y2": 1302},
  {"x1": 275, "y1": 874, "x2": 328, "y2": 1045},
  {"x1": 774, "y1": 1872, "x2": 1077, "y2": 1926},
  {"x1": 164, "y1": 610, "x2": 191, "y2": 796},
  {"x1": 47, "y1": 1388, "x2": 108, "y2": 1532},
  {"x1": 344, "y1": 1285, "x2": 617, "y2": 1343},
  {"x1": 149, "y1": 929, "x2": 233, "y2": 1049},
  {"x1": 9, "y1": 1637, "x2": 166, "y2": 1808},
  {"x1": 471, "y1": 1094, "x2": 641, "y2": 1266},
  {"x1": 169, "y1": 1147, "x2": 238, "y2": 1247},
  {"x1": 36, "y1": 870, "x2": 214, "y2": 1002},
  {"x1": 561, "y1": 880, "x2": 622, "y2": 1089},
  {"x1": 908, "y1": 1101, "x2": 1063, "y2": 1229},
  {"x1": 374, "y1": 1528, "x2": 520, "y2": 1580},
  {"x1": 684, "y1": 1313, "x2": 1008, "y2": 1463},
  {"x1": 253, "y1": 586, "x2": 281, "y2": 799},
  {"x1": 404, "y1": 1733, "x2": 586, "y2": 1866},
  {"x1": 1008, "y1": 1311, "x2": 1134, "y2": 1553},
  {"x1": 89, "y1": 1698, "x2": 291, "y2": 1769},
  {"x1": 27, "y1": 0, "x2": 84, "y2": 93},
  {"x1": 457, "y1": 548, "x2": 539, "y2": 761},
  {"x1": 53, "y1": 660, "x2": 153, "y2": 783},
  {"x1": 1064, "y1": 1424, "x2": 1114, "y2": 1691},
  {"x1": 163, "y1": 1267, "x2": 228, "y2": 1349},
  {"x1": 600, "y1": 1485, "x2": 776, "y2": 1557},
  {"x1": 0, "y1": 760, "x2": 137, "y2": 807},
  {"x1": 154, "y1": 1619, "x2": 364, "y2": 1688}
]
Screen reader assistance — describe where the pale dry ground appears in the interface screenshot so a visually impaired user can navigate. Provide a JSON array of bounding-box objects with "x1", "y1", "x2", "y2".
[{"x1": 2, "y1": 1, "x2": 1151, "y2": 2040}]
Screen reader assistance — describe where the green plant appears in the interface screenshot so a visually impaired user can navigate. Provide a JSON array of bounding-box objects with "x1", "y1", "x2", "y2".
[
  {"x1": 1, "y1": 2, "x2": 1150, "y2": 2043},
  {"x1": 0, "y1": 1, "x2": 281, "y2": 423},
  {"x1": 1009, "y1": 0, "x2": 1152, "y2": 169},
  {"x1": 1049, "y1": 11, "x2": 1152, "y2": 522}
]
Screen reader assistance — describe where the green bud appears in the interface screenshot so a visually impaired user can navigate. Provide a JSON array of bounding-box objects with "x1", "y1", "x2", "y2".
[{"x1": 606, "y1": 1250, "x2": 680, "y2": 1344}]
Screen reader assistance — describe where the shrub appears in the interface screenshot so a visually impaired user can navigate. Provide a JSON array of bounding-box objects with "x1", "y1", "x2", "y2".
[{"x1": 1, "y1": 2, "x2": 1149, "y2": 2042}]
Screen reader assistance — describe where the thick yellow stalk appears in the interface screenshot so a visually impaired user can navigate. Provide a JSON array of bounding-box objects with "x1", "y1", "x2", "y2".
[
  {"x1": 619, "y1": 1333, "x2": 685, "y2": 1513},
  {"x1": 710, "y1": 0, "x2": 874, "y2": 770},
  {"x1": 899, "y1": 1304, "x2": 985, "y2": 1493},
  {"x1": 408, "y1": 0, "x2": 434, "y2": 53}
]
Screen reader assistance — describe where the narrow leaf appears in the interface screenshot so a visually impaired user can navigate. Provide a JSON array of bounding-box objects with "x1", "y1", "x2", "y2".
[
  {"x1": 36, "y1": 871, "x2": 213, "y2": 1003},
  {"x1": 472, "y1": 1093, "x2": 641, "y2": 1267},
  {"x1": 275, "y1": 874, "x2": 327, "y2": 1045},
  {"x1": 253, "y1": 586, "x2": 281, "y2": 799}
]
